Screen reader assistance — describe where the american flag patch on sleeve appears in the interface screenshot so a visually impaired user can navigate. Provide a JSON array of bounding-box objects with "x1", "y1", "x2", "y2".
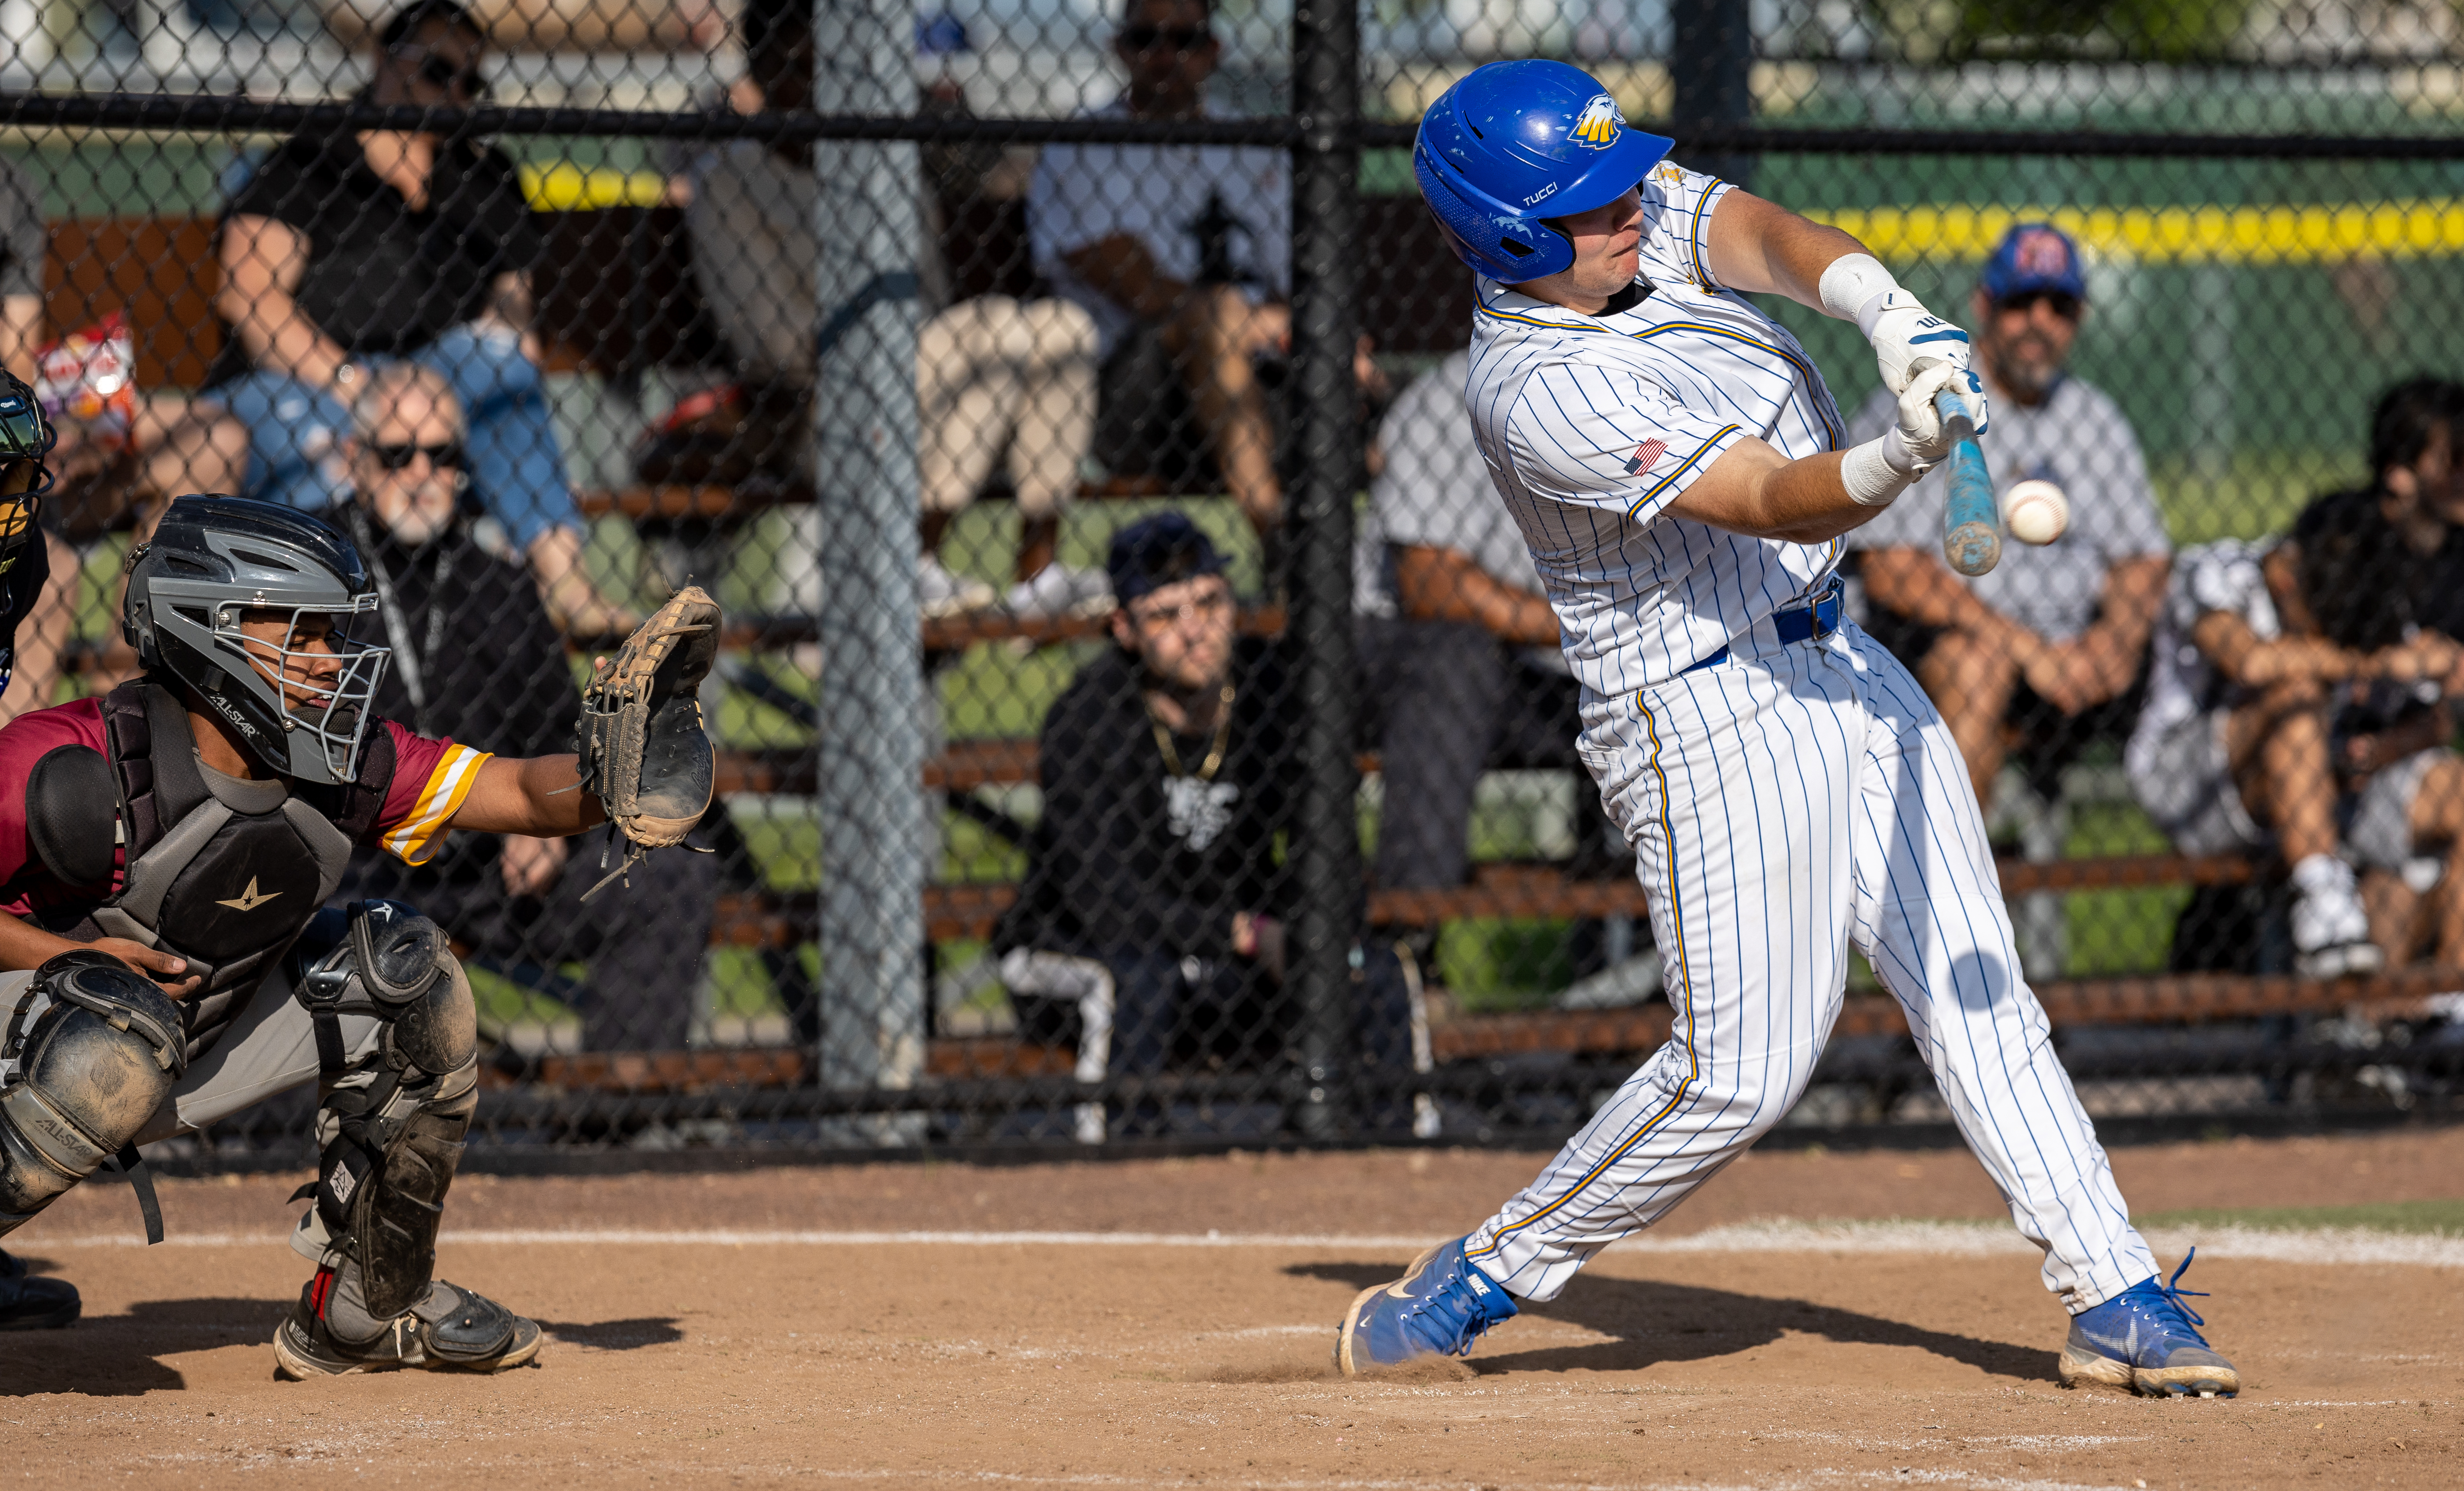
[{"x1": 1621, "y1": 438, "x2": 1668, "y2": 475}]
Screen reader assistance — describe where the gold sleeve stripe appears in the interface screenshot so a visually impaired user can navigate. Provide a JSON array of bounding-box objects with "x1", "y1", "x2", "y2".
[{"x1": 382, "y1": 744, "x2": 493, "y2": 865}]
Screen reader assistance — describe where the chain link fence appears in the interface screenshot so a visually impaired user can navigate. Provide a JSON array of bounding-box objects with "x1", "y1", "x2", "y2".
[{"x1": 0, "y1": 0, "x2": 2459, "y2": 1167}]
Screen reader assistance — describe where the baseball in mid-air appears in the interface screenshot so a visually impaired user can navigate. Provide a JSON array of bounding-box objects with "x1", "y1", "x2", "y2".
[{"x1": 2003, "y1": 478, "x2": 2071, "y2": 546}]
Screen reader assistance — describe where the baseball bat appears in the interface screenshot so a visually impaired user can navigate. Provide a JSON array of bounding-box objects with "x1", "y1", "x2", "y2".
[{"x1": 1934, "y1": 386, "x2": 2001, "y2": 577}]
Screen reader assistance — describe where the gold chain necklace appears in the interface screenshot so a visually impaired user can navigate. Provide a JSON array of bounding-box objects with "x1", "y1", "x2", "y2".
[{"x1": 1149, "y1": 683, "x2": 1236, "y2": 782}]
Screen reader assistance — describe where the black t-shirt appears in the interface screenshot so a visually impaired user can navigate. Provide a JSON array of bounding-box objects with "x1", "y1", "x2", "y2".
[
  {"x1": 994, "y1": 637, "x2": 1299, "y2": 961},
  {"x1": 2289, "y1": 486, "x2": 2432, "y2": 652},
  {"x1": 210, "y1": 125, "x2": 542, "y2": 384}
]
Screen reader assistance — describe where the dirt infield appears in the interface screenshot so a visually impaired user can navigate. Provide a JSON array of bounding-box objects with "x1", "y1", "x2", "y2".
[{"x1": 4, "y1": 1129, "x2": 2459, "y2": 1489}]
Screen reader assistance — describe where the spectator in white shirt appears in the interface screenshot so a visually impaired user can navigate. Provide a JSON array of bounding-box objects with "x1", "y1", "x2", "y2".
[{"x1": 1353, "y1": 351, "x2": 1618, "y2": 891}]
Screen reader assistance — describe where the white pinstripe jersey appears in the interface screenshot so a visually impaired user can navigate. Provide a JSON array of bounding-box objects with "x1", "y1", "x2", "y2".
[{"x1": 1465, "y1": 162, "x2": 1849, "y2": 700}]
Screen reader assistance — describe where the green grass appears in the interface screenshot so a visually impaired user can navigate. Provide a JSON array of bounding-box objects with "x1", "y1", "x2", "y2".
[
  {"x1": 2134, "y1": 1199, "x2": 2464, "y2": 1236},
  {"x1": 2150, "y1": 449, "x2": 2368, "y2": 547},
  {"x1": 2062, "y1": 799, "x2": 2192, "y2": 978},
  {"x1": 941, "y1": 809, "x2": 1027, "y2": 883},
  {"x1": 1435, "y1": 918, "x2": 1581, "y2": 1014}
]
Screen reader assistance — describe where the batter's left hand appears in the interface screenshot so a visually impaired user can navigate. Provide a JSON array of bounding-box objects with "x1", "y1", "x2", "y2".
[{"x1": 1862, "y1": 289, "x2": 1981, "y2": 407}]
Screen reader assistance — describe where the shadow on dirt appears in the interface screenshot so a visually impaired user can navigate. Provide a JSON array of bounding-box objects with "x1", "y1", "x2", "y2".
[
  {"x1": 0, "y1": 1294, "x2": 294, "y2": 1397},
  {"x1": 540, "y1": 1316, "x2": 684, "y2": 1350},
  {"x1": 1286, "y1": 1262, "x2": 2051, "y2": 1383}
]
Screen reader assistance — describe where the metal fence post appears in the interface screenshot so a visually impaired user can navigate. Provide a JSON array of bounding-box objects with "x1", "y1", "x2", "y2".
[
  {"x1": 812, "y1": 0, "x2": 927, "y2": 1134},
  {"x1": 1671, "y1": 0, "x2": 1754, "y2": 189},
  {"x1": 1287, "y1": 0, "x2": 1363, "y2": 1140}
]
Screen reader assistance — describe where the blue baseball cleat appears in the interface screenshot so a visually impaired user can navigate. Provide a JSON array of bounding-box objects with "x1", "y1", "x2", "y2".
[
  {"x1": 1335, "y1": 1236, "x2": 1519, "y2": 1376},
  {"x1": 2059, "y1": 1249, "x2": 2240, "y2": 1398}
]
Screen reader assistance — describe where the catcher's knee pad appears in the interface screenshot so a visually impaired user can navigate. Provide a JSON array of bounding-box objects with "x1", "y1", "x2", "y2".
[
  {"x1": 0, "y1": 952, "x2": 185, "y2": 1232},
  {"x1": 296, "y1": 900, "x2": 477, "y2": 1079}
]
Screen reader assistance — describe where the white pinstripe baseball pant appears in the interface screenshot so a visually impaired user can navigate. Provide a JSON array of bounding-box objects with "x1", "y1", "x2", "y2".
[{"x1": 1464, "y1": 619, "x2": 2158, "y2": 1314}]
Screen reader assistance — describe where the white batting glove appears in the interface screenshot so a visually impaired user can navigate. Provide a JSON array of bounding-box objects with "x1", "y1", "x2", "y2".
[
  {"x1": 1860, "y1": 289, "x2": 1978, "y2": 398},
  {"x1": 1884, "y1": 360, "x2": 1980, "y2": 474}
]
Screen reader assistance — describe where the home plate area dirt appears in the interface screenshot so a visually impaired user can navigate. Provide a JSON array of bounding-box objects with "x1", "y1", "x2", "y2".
[{"x1": 2, "y1": 1131, "x2": 2458, "y2": 1489}]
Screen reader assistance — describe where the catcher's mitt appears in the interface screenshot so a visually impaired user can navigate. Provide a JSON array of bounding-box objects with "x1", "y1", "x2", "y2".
[{"x1": 575, "y1": 584, "x2": 721, "y2": 896}]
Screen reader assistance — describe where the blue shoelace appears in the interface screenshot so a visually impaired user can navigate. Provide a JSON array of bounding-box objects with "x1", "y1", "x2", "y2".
[
  {"x1": 2139, "y1": 1248, "x2": 2212, "y2": 1339},
  {"x1": 1406, "y1": 1262, "x2": 1503, "y2": 1357}
]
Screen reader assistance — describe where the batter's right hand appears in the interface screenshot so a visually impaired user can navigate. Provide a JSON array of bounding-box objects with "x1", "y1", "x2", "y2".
[{"x1": 91, "y1": 938, "x2": 199, "y2": 999}]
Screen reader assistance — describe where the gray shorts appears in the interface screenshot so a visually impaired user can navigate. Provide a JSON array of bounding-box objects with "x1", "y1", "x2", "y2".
[
  {"x1": 2133, "y1": 710, "x2": 2268, "y2": 857},
  {"x1": 2347, "y1": 746, "x2": 2451, "y2": 872}
]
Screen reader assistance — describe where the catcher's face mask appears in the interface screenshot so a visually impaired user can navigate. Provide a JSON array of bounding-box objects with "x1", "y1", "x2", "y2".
[
  {"x1": 225, "y1": 600, "x2": 392, "y2": 780},
  {"x1": 0, "y1": 381, "x2": 55, "y2": 579}
]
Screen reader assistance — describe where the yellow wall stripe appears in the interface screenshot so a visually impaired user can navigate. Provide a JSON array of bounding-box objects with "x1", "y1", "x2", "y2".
[
  {"x1": 521, "y1": 163, "x2": 670, "y2": 211},
  {"x1": 1814, "y1": 200, "x2": 2464, "y2": 266}
]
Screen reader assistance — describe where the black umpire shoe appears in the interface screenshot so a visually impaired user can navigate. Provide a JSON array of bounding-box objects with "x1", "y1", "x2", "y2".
[
  {"x1": 0, "y1": 1247, "x2": 80, "y2": 1330},
  {"x1": 273, "y1": 1272, "x2": 542, "y2": 1378}
]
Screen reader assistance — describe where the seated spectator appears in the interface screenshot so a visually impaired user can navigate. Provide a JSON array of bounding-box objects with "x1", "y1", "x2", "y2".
[
  {"x1": 6, "y1": 315, "x2": 254, "y2": 714},
  {"x1": 1029, "y1": 0, "x2": 1384, "y2": 539},
  {"x1": 322, "y1": 363, "x2": 720, "y2": 1050},
  {"x1": 0, "y1": 153, "x2": 67, "y2": 728},
  {"x1": 683, "y1": 7, "x2": 1108, "y2": 619},
  {"x1": 211, "y1": 0, "x2": 629, "y2": 636},
  {"x1": 1355, "y1": 349, "x2": 1620, "y2": 892},
  {"x1": 992, "y1": 514, "x2": 1296, "y2": 1133},
  {"x1": 36, "y1": 316, "x2": 250, "y2": 536},
  {"x1": 1850, "y1": 223, "x2": 2170, "y2": 807},
  {"x1": 2295, "y1": 379, "x2": 2464, "y2": 968},
  {"x1": 2125, "y1": 380, "x2": 2464, "y2": 977},
  {"x1": 0, "y1": 149, "x2": 246, "y2": 722}
]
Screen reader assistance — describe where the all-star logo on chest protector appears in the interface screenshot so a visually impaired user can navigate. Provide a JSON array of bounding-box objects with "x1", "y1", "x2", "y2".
[{"x1": 214, "y1": 877, "x2": 283, "y2": 912}]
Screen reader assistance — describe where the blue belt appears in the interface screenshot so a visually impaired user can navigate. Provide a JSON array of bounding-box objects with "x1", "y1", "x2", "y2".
[{"x1": 1680, "y1": 581, "x2": 1844, "y2": 677}]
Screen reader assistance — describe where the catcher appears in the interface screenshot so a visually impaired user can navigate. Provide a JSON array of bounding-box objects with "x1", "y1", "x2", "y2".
[{"x1": 0, "y1": 495, "x2": 716, "y2": 1374}]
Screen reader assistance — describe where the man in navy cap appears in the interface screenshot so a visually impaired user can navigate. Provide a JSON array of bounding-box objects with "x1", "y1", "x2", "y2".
[
  {"x1": 1848, "y1": 221, "x2": 2172, "y2": 822},
  {"x1": 990, "y1": 512, "x2": 1300, "y2": 1139}
]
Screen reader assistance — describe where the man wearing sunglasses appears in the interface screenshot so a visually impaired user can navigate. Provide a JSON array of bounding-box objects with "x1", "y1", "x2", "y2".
[
  {"x1": 320, "y1": 365, "x2": 719, "y2": 1054},
  {"x1": 1848, "y1": 223, "x2": 2172, "y2": 888},
  {"x1": 212, "y1": 0, "x2": 630, "y2": 639}
]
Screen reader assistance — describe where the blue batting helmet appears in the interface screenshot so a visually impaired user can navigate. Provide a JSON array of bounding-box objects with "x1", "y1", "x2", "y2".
[{"x1": 1413, "y1": 60, "x2": 1674, "y2": 284}]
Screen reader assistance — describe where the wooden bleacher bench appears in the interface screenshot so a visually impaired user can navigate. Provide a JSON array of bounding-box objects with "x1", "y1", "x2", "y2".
[
  {"x1": 512, "y1": 959, "x2": 2456, "y2": 1095},
  {"x1": 908, "y1": 853, "x2": 2273, "y2": 946},
  {"x1": 571, "y1": 474, "x2": 1213, "y2": 525}
]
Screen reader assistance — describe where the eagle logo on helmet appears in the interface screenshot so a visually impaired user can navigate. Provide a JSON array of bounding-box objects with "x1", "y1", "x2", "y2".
[{"x1": 1571, "y1": 94, "x2": 1622, "y2": 149}]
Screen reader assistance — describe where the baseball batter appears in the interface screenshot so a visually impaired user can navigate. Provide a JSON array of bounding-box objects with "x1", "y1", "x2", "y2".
[{"x1": 1335, "y1": 61, "x2": 2238, "y2": 1399}]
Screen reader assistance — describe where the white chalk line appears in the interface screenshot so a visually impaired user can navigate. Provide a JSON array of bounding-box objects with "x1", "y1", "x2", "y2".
[{"x1": 18, "y1": 1218, "x2": 2464, "y2": 1266}]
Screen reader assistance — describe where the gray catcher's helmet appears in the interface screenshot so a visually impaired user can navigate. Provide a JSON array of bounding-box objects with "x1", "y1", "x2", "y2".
[{"x1": 121, "y1": 496, "x2": 392, "y2": 784}]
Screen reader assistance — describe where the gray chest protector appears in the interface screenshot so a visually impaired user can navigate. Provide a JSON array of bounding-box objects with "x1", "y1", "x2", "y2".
[{"x1": 26, "y1": 679, "x2": 356, "y2": 1056}]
